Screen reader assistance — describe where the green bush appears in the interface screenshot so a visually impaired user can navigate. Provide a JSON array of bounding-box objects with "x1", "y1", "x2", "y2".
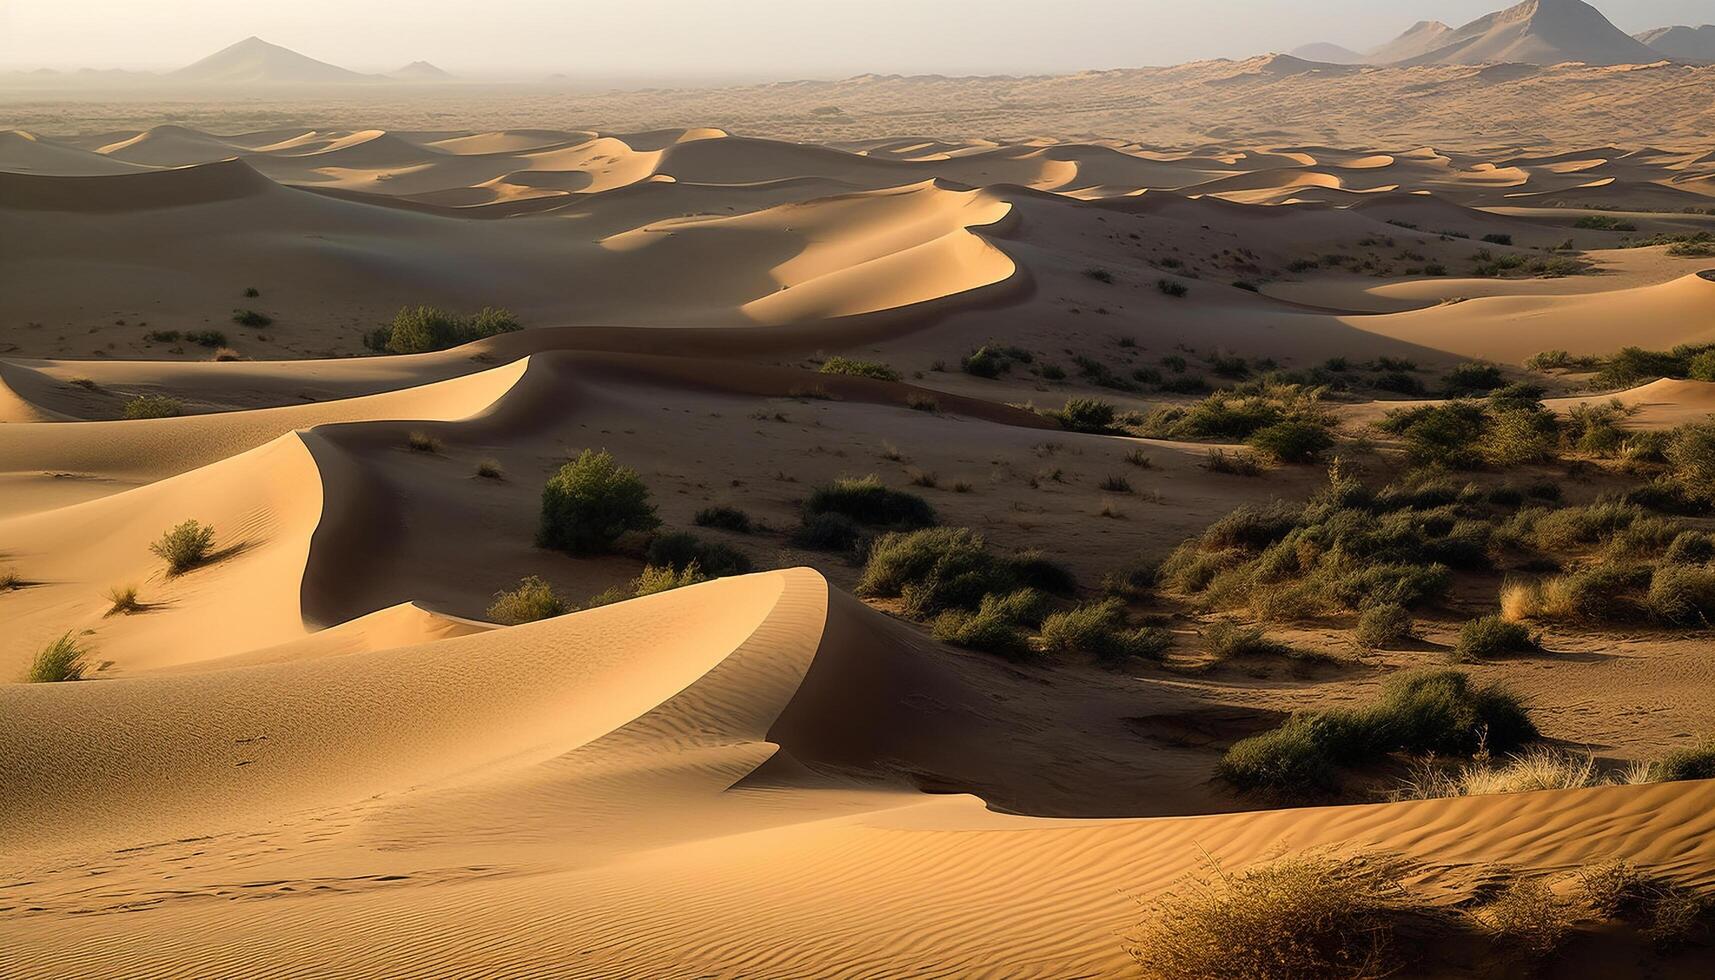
[
  {"x1": 1652, "y1": 741, "x2": 1715, "y2": 782},
  {"x1": 1454, "y1": 615, "x2": 1536, "y2": 660},
  {"x1": 860, "y1": 527, "x2": 1072, "y2": 620},
  {"x1": 27, "y1": 632, "x2": 91, "y2": 683},
  {"x1": 486, "y1": 576, "x2": 569, "y2": 625},
  {"x1": 1053, "y1": 397, "x2": 1118, "y2": 434},
  {"x1": 631, "y1": 562, "x2": 707, "y2": 597},
  {"x1": 1355, "y1": 603, "x2": 1413, "y2": 649},
  {"x1": 932, "y1": 589, "x2": 1048, "y2": 656},
  {"x1": 1666, "y1": 424, "x2": 1715, "y2": 500},
  {"x1": 819, "y1": 357, "x2": 900, "y2": 381},
  {"x1": 123, "y1": 395, "x2": 183, "y2": 419},
  {"x1": 231, "y1": 309, "x2": 271, "y2": 327},
  {"x1": 537, "y1": 450, "x2": 660, "y2": 555},
  {"x1": 646, "y1": 531, "x2": 752, "y2": 578},
  {"x1": 150, "y1": 519, "x2": 215, "y2": 574},
  {"x1": 1248, "y1": 420, "x2": 1334, "y2": 464},
  {"x1": 1203, "y1": 621, "x2": 1289, "y2": 659},
  {"x1": 1219, "y1": 669, "x2": 1535, "y2": 795},
  {"x1": 694, "y1": 506, "x2": 753, "y2": 534},
  {"x1": 1647, "y1": 565, "x2": 1715, "y2": 626},
  {"x1": 1443, "y1": 362, "x2": 1505, "y2": 396},
  {"x1": 1040, "y1": 599, "x2": 1170, "y2": 662},
  {"x1": 805, "y1": 475, "x2": 935, "y2": 529},
  {"x1": 379, "y1": 305, "x2": 523, "y2": 354},
  {"x1": 961, "y1": 345, "x2": 1031, "y2": 378},
  {"x1": 791, "y1": 512, "x2": 864, "y2": 551}
]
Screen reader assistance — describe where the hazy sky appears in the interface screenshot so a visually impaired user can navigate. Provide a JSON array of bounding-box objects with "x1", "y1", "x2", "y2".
[{"x1": 1, "y1": 0, "x2": 1710, "y2": 78}]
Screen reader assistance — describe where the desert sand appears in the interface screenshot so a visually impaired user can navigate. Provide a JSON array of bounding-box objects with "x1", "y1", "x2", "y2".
[{"x1": 7, "y1": 8, "x2": 1715, "y2": 976}]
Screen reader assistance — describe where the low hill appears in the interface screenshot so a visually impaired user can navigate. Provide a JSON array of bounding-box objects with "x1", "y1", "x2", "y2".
[{"x1": 171, "y1": 37, "x2": 375, "y2": 84}]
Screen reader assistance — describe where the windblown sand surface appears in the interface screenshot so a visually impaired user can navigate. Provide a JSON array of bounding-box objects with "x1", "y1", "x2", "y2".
[{"x1": 5, "y1": 116, "x2": 1715, "y2": 977}]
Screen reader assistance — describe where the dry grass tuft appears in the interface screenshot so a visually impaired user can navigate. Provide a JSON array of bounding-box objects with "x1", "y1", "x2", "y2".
[
  {"x1": 407, "y1": 430, "x2": 443, "y2": 454},
  {"x1": 1477, "y1": 878, "x2": 1570, "y2": 963},
  {"x1": 149, "y1": 519, "x2": 215, "y2": 575},
  {"x1": 1126, "y1": 850, "x2": 1421, "y2": 980},
  {"x1": 28, "y1": 632, "x2": 91, "y2": 683},
  {"x1": 105, "y1": 584, "x2": 142, "y2": 616}
]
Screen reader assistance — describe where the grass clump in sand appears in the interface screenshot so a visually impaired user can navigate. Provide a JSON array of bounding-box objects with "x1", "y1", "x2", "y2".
[
  {"x1": 1051, "y1": 397, "x2": 1118, "y2": 434},
  {"x1": 105, "y1": 584, "x2": 142, "y2": 616},
  {"x1": 231, "y1": 308, "x2": 271, "y2": 328},
  {"x1": 150, "y1": 519, "x2": 215, "y2": 574},
  {"x1": 1453, "y1": 615, "x2": 1537, "y2": 660},
  {"x1": 694, "y1": 506, "x2": 753, "y2": 533},
  {"x1": 486, "y1": 576, "x2": 569, "y2": 625},
  {"x1": 932, "y1": 589, "x2": 1050, "y2": 657},
  {"x1": 860, "y1": 527, "x2": 1072, "y2": 614},
  {"x1": 804, "y1": 475, "x2": 935, "y2": 530},
  {"x1": 1393, "y1": 747, "x2": 1603, "y2": 800},
  {"x1": 1125, "y1": 850, "x2": 1423, "y2": 980},
  {"x1": 406, "y1": 430, "x2": 443, "y2": 454},
  {"x1": 960, "y1": 344, "x2": 1033, "y2": 379},
  {"x1": 818, "y1": 357, "x2": 900, "y2": 381},
  {"x1": 1646, "y1": 740, "x2": 1715, "y2": 783},
  {"x1": 1355, "y1": 603, "x2": 1413, "y2": 650},
  {"x1": 1040, "y1": 598, "x2": 1171, "y2": 662},
  {"x1": 537, "y1": 450, "x2": 660, "y2": 556},
  {"x1": 646, "y1": 531, "x2": 751, "y2": 578},
  {"x1": 123, "y1": 394, "x2": 183, "y2": 419},
  {"x1": 475, "y1": 459, "x2": 504, "y2": 480},
  {"x1": 368, "y1": 305, "x2": 522, "y2": 354},
  {"x1": 1219, "y1": 669, "x2": 1535, "y2": 796},
  {"x1": 1477, "y1": 878, "x2": 1570, "y2": 964},
  {"x1": 27, "y1": 632, "x2": 91, "y2": 683},
  {"x1": 0, "y1": 568, "x2": 22, "y2": 590},
  {"x1": 630, "y1": 562, "x2": 707, "y2": 597},
  {"x1": 1139, "y1": 382, "x2": 1328, "y2": 444}
]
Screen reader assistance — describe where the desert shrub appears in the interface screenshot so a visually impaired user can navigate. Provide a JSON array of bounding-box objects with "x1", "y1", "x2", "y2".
[
  {"x1": 791, "y1": 513, "x2": 864, "y2": 551},
  {"x1": 476, "y1": 459, "x2": 504, "y2": 480},
  {"x1": 805, "y1": 475, "x2": 935, "y2": 529},
  {"x1": 1376, "y1": 402, "x2": 1490, "y2": 468},
  {"x1": 1651, "y1": 741, "x2": 1715, "y2": 782},
  {"x1": 1575, "y1": 215, "x2": 1635, "y2": 231},
  {"x1": 486, "y1": 576, "x2": 569, "y2": 625},
  {"x1": 1394, "y1": 747, "x2": 1602, "y2": 800},
  {"x1": 27, "y1": 633, "x2": 91, "y2": 683},
  {"x1": 1646, "y1": 890, "x2": 1713, "y2": 949},
  {"x1": 1579, "y1": 861, "x2": 1659, "y2": 919},
  {"x1": 1647, "y1": 565, "x2": 1715, "y2": 625},
  {"x1": 1125, "y1": 850, "x2": 1421, "y2": 980},
  {"x1": 1248, "y1": 420, "x2": 1334, "y2": 464},
  {"x1": 1443, "y1": 362, "x2": 1505, "y2": 396},
  {"x1": 231, "y1": 308, "x2": 271, "y2": 327},
  {"x1": 1596, "y1": 346, "x2": 1689, "y2": 389},
  {"x1": 1506, "y1": 564, "x2": 1654, "y2": 624},
  {"x1": 1355, "y1": 603, "x2": 1413, "y2": 650},
  {"x1": 150, "y1": 519, "x2": 215, "y2": 574},
  {"x1": 123, "y1": 394, "x2": 184, "y2": 419},
  {"x1": 537, "y1": 450, "x2": 660, "y2": 555},
  {"x1": 185, "y1": 330, "x2": 227, "y2": 348},
  {"x1": 1665, "y1": 423, "x2": 1715, "y2": 500},
  {"x1": 1663, "y1": 531, "x2": 1715, "y2": 566},
  {"x1": 631, "y1": 562, "x2": 707, "y2": 597},
  {"x1": 645, "y1": 531, "x2": 751, "y2": 578},
  {"x1": 1561, "y1": 399, "x2": 1633, "y2": 456},
  {"x1": 0, "y1": 568, "x2": 19, "y2": 590},
  {"x1": 1099, "y1": 474, "x2": 1133, "y2": 493},
  {"x1": 105, "y1": 584, "x2": 141, "y2": 616},
  {"x1": 819, "y1": 356, "x2": 899, "y2": 381},
  {"x1": 1157, "y1": 278, "x2": 1189, "y2": 298},
  {"x1": 1203, "y1": 621, "x2": 1289, "y2": 659},
  {"x1": 1142, "y1": 383, "x2": 1325, "y2": 443},
  {"x1": 1220, "y1": 669, "x2": 1535, "y2": 794},
  {"x1": 931, "y1": 588, "x2": 1048, "y2": 656},
  {"x1": 379, "y1": 305, "x2": 522, "y2": 354},
  {"x1": 960, "y1": 344, "x2": 1032, "y2": 378},
  {"x1": 1203, "y1": 449, "x2": 1264, "y2": 475},
  {"x1": 905, "y1": 392, "x2": 940, "y2": 413},
  {"x1": 860, "y1": 527, "x2": 1071, "y2": 620},
  {"x1": 1454, "y1": 615, "x2": 1536, "y2": 660},
  {"x1": 694, "y1": 506, "x2": 753, "y2": 533},
  {"x1": 406, "y1": 430, "x2": 442, "y2": 453},
  {"x1": 1084, "y1": 267, "x2": 1114, "y2": 283},
  {"x1": 1053, "y1": 397, "x2": 1118, "y2": 434},
  {"x1": 1330, "y1": 562, "x2": 1453, "y2": 610},
  {"x1": 1479, "y1": 879, "x2": 1570, "y2": 964},
  {"x1": 1040, "y1": 598, "x2": 1170, "y2": 662}
]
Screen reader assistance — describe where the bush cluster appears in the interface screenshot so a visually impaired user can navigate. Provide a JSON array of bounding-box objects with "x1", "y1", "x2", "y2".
[
  {"x1": 537, "y1": 450, "x2": 660, "y2": 555},
  {"x1": 366, "y1": 305, "x2": 522, "y2": 354}
]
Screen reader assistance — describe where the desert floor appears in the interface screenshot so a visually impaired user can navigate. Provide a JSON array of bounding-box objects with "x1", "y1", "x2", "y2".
[{"x1": 4, "y1": 111, "x2": 1715, "y2": 977}]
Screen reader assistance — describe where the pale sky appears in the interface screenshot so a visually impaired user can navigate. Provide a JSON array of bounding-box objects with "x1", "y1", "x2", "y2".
[{"x1": 1, "y1": 0, "x2": 1710, "y2": 79}]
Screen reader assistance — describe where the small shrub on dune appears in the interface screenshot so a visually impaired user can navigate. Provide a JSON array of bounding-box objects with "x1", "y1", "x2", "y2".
[
  {"x1": 105, "y1": 584, "x2": 141, "y2": 616},
  {"x1": 27, "y1": 632, "x2": 91, "y2": 683},
  {"x1": 1125, "y1": 850, "x2": 1422, "y2": 980},
  {"x1": 1442, "y1": 362, "x2": 1505, "y2": 396},
  {"x1": 1157, "y1": 278, "x2": 1189, "y2": 298},
  {"x1": 1248, "y1": 419, "x2": 1335, "y2": 464},
  {"x1": 1040, "y1": 598, "x2": 1171, "y2": 662},
  {"x1": 468, "y1": 306, "x2": 521, "y2": 337},
  {"x1": 1393, "y1": 747, "x2": 1601, "y2": 800},
  {"x1": 694, "y1": 506, "x2": 753, "y2": 534},
  {"x1": 1052, "y1": 397, "x2": 1119, "y2": 434},
  {"x1": 486, "y1": 576, "x2": 569, "y2": 625},
  {"x1": 231, "y1": 309, "x2": 271, "y2": 328},
  {"x1": 1666, "y1": 423, "x2": 1715, "y2": 501},
  {"x1": 1355, "y1": 603, "x2": 1413, "y2": 650},
  {"x1": 1204, "y1": 449, "x2": 1264, "y2": 476},
  {"x1": 645, "y1": 530, "x2": 752, "y2": 578},
  {"x1": 1454, "y1": 615, "x2": 1537, "y2": 660},
  {"x1": 380, "y1": 305, "x2": 522, "y2": 354},
  {"x1": 932, "y1": 589, "x2": 1047, "y2": 656},
  {"x1": 631, "y1": 561, "x2": 707, "y2": 597},
  {"x1": 860, "y1": 527, "x2": 1074, "y2": 620},
  {"x1": 818, "y1": 356, "x2": 900, "y2": 381},
  {"x1": 150, "y1": 519, "x2": 215, "y2": 574},
  {"x1": 123, "y1": 395, "x2": 183, "y2": 419},
  {"x1": 1650, "y1": 741, "x2": 1715, "y2": 783},
  {"x1": 1647, "y1": 564, "x2": 1715, "y2": 626},
  {"x1": 1663, "y1": 530, "x2": 1715, "y2": 566},
  {"x1": 1579, "y1": 861, "x2": 1660, "y2": 920},
  {"x1": 0, "y1": 568, "x2": 21, "y2": 590},
  {"x1": 1202, "y1": 621, "x2": 1290, "y2": 660},
  {"x1": 406, "y1": 430, "x2": 442, "y2": 454},
  {"x1": 791, "y1": 512, "x2": 864, "y2": 551},
  {"x1": 1478, "y1": 879, "x2": 1570, "y2": 964},
  {"x1": 185, "y1": 330, "x2": 227, "y2": 348},
  {"x1": 537, "y1": 450, "x2": 660, "y2": 555},
  {"x1": 960, "y1": 345, "x2": 1031, "y2": 378},
  {"x1": 476, "y1": 459, "x2": 504, "y2": 480},
  {"x1": 804, "y1": 475, "x2": 935, "y2": 529},
  {"x1": 1376, "y1": 402, "x2": 1489, "y2": 468}
]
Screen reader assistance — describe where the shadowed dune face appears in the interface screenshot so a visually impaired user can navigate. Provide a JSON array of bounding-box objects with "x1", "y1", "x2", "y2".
[{"x1": 10, "y1": 104, "x2": 1715, "y2": 978}]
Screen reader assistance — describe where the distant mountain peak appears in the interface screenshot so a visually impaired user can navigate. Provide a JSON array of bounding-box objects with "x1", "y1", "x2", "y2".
[
  {"x1": 171, "y1": 37, "x2": 374, "y2": 84},
  {"x1": 1402, "y1": 0, "x2": 1660, "y2": 66},
  {"x1": 391, "y1": 61, "x2": 455, "y2": 81}
]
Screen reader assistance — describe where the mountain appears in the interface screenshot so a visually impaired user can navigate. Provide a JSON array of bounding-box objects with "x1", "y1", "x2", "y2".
[
  {"x1": 171, "y1": 37, "x2": 375, "y2": 84},
  {"x1": 1368, "y1": 21, "x2": 1454, "y2": 63},
  {"x1": 390, "y1": 61, "x2": 455, "y2": 82},
  {"x1": 1404, "y1": 0, "x2": 1662, "y2": 66},
  {"x1": 1636, "y1": 25, "x2": 1715, "y2": 62},
  {"x1": 1288, "y1": 42, "x2": 1366, "y2": 65}
]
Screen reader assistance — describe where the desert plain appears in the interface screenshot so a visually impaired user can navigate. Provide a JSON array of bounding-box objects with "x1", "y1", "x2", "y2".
[{"x1": 8, "y1": 3, "x2": 1715, "y2": 977}]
